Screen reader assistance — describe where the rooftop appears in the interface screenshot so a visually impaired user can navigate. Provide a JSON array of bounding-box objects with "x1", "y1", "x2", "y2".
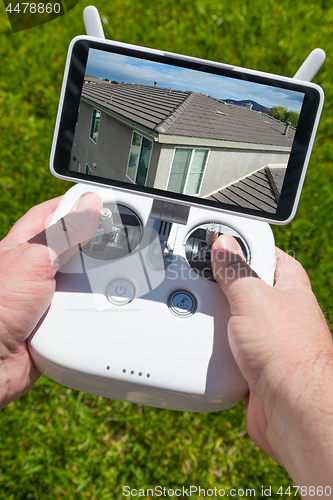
[
  {"x1": 81, "y1": 80, "x2": 296, "y2": 147},
  {"x1": 206, "y1": 166, "x2": 287, "y2": 213}
]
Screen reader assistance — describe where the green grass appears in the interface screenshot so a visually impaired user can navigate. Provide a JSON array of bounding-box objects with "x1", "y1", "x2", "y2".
[
  {"x1": 1, "y1": 0, "x2": 333, "y2": 498},
  {"x1": 1, "y1": 381, "x2": 290, "y2": 500}
]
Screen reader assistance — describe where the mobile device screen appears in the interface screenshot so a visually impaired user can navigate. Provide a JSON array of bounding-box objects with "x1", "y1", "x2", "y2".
[{"x1": 52, "y1": 37, "x2": 323, "y2": 223}]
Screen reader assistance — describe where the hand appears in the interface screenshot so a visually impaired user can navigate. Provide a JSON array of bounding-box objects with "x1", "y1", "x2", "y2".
[
  {"x1": 211, "y1": 234, "x2": 333, "y2": 487},
  {"x1": 0, "y1": 193, "x2": 103, "y2": 410}
]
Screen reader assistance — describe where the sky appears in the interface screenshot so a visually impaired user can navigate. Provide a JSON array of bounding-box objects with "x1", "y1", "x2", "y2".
[{"x1": 85, "y1": 48, "x2": 305, "y2": 113}]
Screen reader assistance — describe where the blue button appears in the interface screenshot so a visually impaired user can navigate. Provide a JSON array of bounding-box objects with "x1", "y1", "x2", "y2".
[{"x1": 168, "y1": 290, "x2": 197, "y2": 318}]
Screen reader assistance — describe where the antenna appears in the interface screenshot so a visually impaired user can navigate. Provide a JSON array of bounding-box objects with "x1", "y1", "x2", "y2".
[
  {"x1": 293, "y1": 48, "x2": 326, "y2": 82},
  {"x1": 83, "y1": 6, "x2": 105, "y2": 39}
]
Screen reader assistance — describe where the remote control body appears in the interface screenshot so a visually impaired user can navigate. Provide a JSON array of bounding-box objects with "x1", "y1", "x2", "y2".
[{"x1": 29, "y1": 183, "x2": 276, "y2": 412}]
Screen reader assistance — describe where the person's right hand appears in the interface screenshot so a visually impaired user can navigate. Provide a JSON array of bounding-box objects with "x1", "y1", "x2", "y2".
[{"x1": 211, "y1": 235, "x2": 333, "y2": 489}]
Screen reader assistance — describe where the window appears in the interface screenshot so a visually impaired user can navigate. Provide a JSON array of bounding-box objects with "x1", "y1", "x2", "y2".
[
  {"x1": 85, "y1": 164, "x2": 93, "y2": 175},
  {"x1": 167, "y1": 148, "x2": 209, "y2": 195},
  {"x1": 126, "y1": 132, "x2": 153, "y2": 186},
  {"x1": 89, "y1": 109, "x2": 101, "y2": 143}
]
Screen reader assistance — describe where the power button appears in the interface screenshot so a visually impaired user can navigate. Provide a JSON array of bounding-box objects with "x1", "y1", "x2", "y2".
[{"x1": 106, "y1": 279, "x2": 135, "y2": 306}]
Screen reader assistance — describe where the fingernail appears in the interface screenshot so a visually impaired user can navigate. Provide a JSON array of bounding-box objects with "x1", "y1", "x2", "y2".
[
  {"x1": 214, "y1": 234, "x2": 242, "y2": 254},
  {"x1": 72, "y1": 193, "x2": 96, "y2": 216}
]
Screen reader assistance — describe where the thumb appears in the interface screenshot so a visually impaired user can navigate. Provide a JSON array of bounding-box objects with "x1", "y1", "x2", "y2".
[
  {"x1": 28, "y1": 192, "x2": 103, "y2": 272},
  {"x1": 0, "y1": 192, "x2": 103, "y2": 345},
  {"x1": 211, "y1": 234, "x2": 267, "y2": 312}
]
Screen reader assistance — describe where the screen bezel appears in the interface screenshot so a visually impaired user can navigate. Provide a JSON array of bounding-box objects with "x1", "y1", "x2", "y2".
[{"x1": 52, "y1": 37, "x2": 323, "y2": 224}]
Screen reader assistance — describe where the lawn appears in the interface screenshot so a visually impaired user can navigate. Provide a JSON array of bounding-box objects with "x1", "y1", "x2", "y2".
[{"x1": 0, "y1": 0, "x2": 333, "y2": 498}]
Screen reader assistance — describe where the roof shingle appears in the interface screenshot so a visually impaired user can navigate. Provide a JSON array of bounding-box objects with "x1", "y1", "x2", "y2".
[{"x1": 82, "y1": 80, "x2": 296, "y2": 147}]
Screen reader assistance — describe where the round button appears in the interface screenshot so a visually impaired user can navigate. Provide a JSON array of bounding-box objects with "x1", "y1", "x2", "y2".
[
  {"x1": 106, "y1": 279, "x2": 135, "y2": 306},
  {"x1": 168, "y1": 290, "x2": 197, "y2": 318}
]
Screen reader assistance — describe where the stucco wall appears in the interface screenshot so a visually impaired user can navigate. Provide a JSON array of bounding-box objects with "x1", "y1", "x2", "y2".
[
  {"x1": 69, "y1": 101, "x2": 290, "y2": 198},
  {"x1": 152, "y1": 144, "x2": 290, "y2": 197},
  {"x1": 69, "y1": 101, "x2": 162, "y2": 186},
  {"x1": 199, "y1": 148, "x2": 290, "y2": 197}
]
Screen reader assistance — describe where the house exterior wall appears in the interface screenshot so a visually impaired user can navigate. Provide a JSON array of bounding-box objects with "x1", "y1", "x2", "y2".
[
  {"x1": 199, "y1": 148, "x2": 290, "y2": 197},
  {"x1": 153, "y1": 144, "x2": 290, "y2": 197},
  {"x1": 69, "y1": 100, "x2": 290, "y2": 199},
  {"x1": 69, "y1": 101, "x2": 162, "y2": 186}
]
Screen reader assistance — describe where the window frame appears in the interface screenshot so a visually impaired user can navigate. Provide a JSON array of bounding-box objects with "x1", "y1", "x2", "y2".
[
  {"x1": 85, "y1": 163, "x2": 93, "y2": 175},
  {"x1": 167, "y1": 146, "x2": 210, "y2": 195},
  {"x1": 89, "y1": 108, "x2": 101, "y2": 144},
  {"x1": 126, "y1": 130, "x2": 153, "y2": 186}
]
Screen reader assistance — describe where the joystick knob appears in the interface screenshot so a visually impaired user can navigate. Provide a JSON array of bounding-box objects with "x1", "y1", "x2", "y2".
[
  {"x1": 185, "y1": 223, "x2": 250, "y2": 281},
  {"x1": 100, "y1": 207, "x2": 114, "y2": 235},
  {"x1": 206, "y1": 223, "x2": 219, "y2": 247},
  {"x1": 80, "y1": 203, "x2": 143, "y2": 260}
]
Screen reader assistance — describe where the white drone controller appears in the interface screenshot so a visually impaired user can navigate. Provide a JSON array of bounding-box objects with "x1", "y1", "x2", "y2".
[
  {"x1": 29, "y1": 183, "x2": 275, "y2": 412},
  {"x1": 28, "y1": 7, "x2": 325, "y2": 412}
]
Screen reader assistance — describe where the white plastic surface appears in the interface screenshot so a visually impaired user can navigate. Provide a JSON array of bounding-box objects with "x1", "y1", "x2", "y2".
[
  {"x1": 83, "y1": 6, "x2": 105, "y2": 39},
  {"x1": 28, "y1": 184, "x2": 276, "y2": 412},
  {"x1": 294, "y1": 48, "x2": 326, "y2": 82}
]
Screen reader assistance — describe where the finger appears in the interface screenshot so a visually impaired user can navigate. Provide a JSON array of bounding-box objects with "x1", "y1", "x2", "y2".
[
  {"x1": 211, "y1": 233, "x2": 261, "y2": 295},
  {"x1": 0, "y1": 193, "x2": 103, "y2": 358},
  {"x1": 211, "y1": 234, "x2": 267, "y2": 317},
  {"x1": 0, "y1": 196, "x2": 63, "y2": 252},
  {"x1": 28, "y1": 192, "x2": 103, "y2": 272},
  {"x1": 274, "y1": 247, "x2": 312, "y2": 292}
]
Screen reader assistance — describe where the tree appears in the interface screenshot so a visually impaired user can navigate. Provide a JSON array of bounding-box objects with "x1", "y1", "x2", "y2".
[
  {"x1": 267, "y1": 105, "x2": 288, "y2": 122},
  {"x1": 285, "y1": 110, "x2": 300, "y2": 128},
  {"x1": 267, "y1": 106, "x2": 299, "y2": 127}
]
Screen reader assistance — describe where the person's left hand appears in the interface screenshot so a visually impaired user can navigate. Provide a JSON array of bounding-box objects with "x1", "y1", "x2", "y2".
[{"x1": 0, "y1": 193, "x2": 103, "y2": 409}]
